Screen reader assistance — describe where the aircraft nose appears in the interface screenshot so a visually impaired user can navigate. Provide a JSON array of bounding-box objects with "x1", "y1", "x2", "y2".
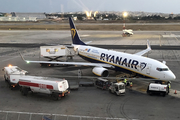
[
  {"x1": 168, "y1": 72, "x2": 176, "y2": 80},
  {"x1": 172, "y1": 74, "x2": 176, "y2": 80}
]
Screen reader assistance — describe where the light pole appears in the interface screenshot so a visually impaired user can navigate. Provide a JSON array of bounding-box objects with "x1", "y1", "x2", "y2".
[
  {"x1": 123, "y1": 12, "x2": 128, "y2": 18},
  {"x1": 123, "y1": 12, "x2": 128, "y2": 29}
]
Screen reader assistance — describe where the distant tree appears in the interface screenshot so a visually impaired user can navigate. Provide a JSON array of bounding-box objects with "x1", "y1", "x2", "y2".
[
  {"x1": 77, "y1": 16, "x2": 83, "y2": 20},
  {"x1": 168, "y1": 16, "x2": 173, "y2": 20},
  {"x1": 174, "y1": 16, "x2": 180, "y2": 20},
  {"x1": 140, "y1": 15, "x2": 164, "y2": 20}
]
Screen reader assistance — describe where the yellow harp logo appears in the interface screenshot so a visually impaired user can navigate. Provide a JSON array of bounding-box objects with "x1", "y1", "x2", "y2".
[{"x1": 71, "y1": 28, "x2": 76, "y2": 39}]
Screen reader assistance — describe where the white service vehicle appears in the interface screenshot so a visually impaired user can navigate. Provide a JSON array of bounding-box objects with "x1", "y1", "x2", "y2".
[
  {"x1": 146, "y1": 83, "x2": 169, "y2": 96},
  {"x1": 2, "y1": 65, "x2": 28, "y2": 89},
  {"x1": 109, "y1": 82, "x2": 125, "y2": 96},
  {"x1": 40, "y1": 45, "x2": 73, "y2": 66},
  {"x1": 18, "y1": 76, "x2": 70, "y2": 100}
]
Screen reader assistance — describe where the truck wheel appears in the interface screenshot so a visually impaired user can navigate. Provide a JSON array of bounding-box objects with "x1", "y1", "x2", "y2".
[
  {"x1": 146, "y1": 86, "x2": 149, "y2": 93},
  {"x1": 51, "y1": 93, "x2": 59, "y2": 100},
  {"x1": 9, "y1": 85, "x2": 14, "y2": 90},
  {"x1": 40, "y1": 63, "x2": 44, "y2": 66},
  {"x1": 40, "y1": 63, "x2": 47, "y2": 67},
  {"x1": 4, "y1": 75, "x2": 7, "y2": 81},
  {"x1": 149, "y1": 92, "x2": 152, "y2": 96},
  {"x1": 19, "y1": 86, "x2": 22, "y2": 92},
  {"x1": 50, "y1": 64, "x2": 54, "y2": 67},
  {"x1": 48, "y1": 64, "x2": 53, "y2": 67},
  {"x1": 102, "y1": 86, "x2": 105, "y2": 90},
  {"x1": 162, "y1": 93, "x2": 166, "y2": 97},
  {"x1": 21, "y1": 87, "x2": 29, "y2": 96}
]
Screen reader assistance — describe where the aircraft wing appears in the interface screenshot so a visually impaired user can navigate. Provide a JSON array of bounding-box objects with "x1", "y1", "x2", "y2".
[
  {"x1": 20, "y1": 53, "x2": 113, "y2": 68},
  {"x1": 134, "y1": 40, "x2": 151, "y2": 56},
  {"x1": 27, "y1": 60, "x2": 113, "y2": 68}
]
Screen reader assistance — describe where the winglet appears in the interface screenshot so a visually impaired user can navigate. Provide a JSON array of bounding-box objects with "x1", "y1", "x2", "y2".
[
  {"x1": 19, "y1": 52, "x2": 30, "y2": 63},
  {"x1": 147, "y1": 40, "x2": 151, "y2": 50},
  {"x1": 19, "y1": 52, "x2": 25, "y2": 61}
]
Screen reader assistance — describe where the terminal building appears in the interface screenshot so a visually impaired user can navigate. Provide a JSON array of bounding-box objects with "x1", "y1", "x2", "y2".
[{"x1": 0, "y1": 12, "x2": 46, "y2": 21}]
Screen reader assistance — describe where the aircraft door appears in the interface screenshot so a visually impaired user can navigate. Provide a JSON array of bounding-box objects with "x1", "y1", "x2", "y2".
[{"x1": 146, "y1": 64, "x2": 152, "y2": 75}]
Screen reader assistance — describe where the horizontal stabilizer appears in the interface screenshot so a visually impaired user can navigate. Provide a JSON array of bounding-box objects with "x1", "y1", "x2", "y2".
[{"x1": 85, "y1": 41, "x2": 92, "y2": 44}]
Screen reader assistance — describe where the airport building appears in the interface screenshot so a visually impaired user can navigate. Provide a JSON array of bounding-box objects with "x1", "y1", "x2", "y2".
[
  {"x1": 13, "y1": 13, "x2": 46, "y2": 19},
  {"x1": 0, "y1": 12, "x2": 46, "y2": 21}
]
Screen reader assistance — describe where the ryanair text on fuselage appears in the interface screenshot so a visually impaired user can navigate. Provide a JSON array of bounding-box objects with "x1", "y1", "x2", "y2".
[{"x1": 100, "y1": 53, "x2": 147, "y2": 71}]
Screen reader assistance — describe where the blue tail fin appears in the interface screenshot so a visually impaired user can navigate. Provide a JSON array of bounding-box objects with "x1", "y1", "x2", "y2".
[{"x1": 69, "y1": 17, "x2": 86, "y2": 45}]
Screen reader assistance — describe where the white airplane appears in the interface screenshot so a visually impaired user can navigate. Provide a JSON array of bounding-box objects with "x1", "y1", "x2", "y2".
[
  {"x1": 122, "y1": 23, "x2": 133, "y2": 37},
  {"x1": 22, "y1": 17, "x2": 176, "y2": 81},
  {"x1": 123, "y1": 29, "x2": 133, "y2": 36}
]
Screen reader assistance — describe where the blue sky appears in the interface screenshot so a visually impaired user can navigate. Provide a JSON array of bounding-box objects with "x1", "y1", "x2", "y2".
[{"x1": 0, "y1": 0, "x2": 180, "y2": 14}]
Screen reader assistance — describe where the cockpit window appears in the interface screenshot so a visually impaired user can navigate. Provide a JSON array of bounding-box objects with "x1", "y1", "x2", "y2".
[{"x1": 156, "y1": 68, "x2": 169, "y2": 71}]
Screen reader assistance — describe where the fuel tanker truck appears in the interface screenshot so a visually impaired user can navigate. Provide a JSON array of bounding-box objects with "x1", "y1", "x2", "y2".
[{"x1": 19, "y1": 76, "x2": 70, "y2": 100}]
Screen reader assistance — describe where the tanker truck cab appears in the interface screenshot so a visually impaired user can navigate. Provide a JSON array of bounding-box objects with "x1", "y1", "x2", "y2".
[
  {"x1": 2, "y1": 65, "x2": 28, "y2": 89},
  {"x1": 109, "y1": 82, "x2": 125, "y2": 96}
]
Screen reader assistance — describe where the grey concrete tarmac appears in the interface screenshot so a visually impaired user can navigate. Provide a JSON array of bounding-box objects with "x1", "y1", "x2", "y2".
[{"x1": 0, "y1": 30, "x2": 180, "y2": 120}]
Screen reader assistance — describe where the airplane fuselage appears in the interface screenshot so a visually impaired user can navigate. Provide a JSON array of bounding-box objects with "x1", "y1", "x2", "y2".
[{"x1": 75, "y1": 45, "x2": 176, "y2": 80}]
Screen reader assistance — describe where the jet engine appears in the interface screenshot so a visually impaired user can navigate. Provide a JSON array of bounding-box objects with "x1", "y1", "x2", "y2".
[
  {"x1": 92, "y1": 67, "x2": 109, "y2": 77},
  {"x1": 73, "y1": 46, "x2": 79, "y2": 54}
]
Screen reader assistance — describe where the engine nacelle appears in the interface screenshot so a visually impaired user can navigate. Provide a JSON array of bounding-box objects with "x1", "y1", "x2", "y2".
[
  {"x1": 92, "y1": 67, "x2": 109, "y2": 77},
  {"x1": 73, "y1": 46, "x2": 79, "y2": 54}
]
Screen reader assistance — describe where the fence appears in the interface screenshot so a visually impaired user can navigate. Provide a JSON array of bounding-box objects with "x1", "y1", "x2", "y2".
[{"x1": 0, "y1": 110, "x2": 127, "y2": 120}]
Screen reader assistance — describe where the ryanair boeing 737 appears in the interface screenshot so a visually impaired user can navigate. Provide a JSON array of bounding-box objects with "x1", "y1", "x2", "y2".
[{"x1": 22, "y1": 17, "x2": 176, "y2": 81}]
